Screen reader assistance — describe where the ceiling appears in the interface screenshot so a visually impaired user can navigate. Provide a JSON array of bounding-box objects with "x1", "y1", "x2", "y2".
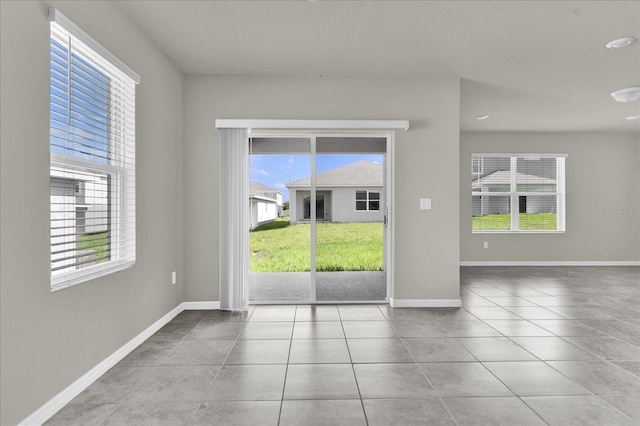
[{"x1": 115, "y1": 0, "x2": 640, "y2": 133}]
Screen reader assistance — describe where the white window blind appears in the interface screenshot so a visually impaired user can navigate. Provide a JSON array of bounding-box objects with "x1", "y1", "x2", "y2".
[
  {"x1": 49, "y1": 9, "x2": 139, "y2": 291},
  {"x1": 472, "y1": 153, "x2": 567, "y2": 233}
]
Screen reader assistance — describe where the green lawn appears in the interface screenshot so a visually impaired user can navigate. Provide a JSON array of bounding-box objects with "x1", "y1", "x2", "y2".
[
  {"x1": 250, "y1": 218, "x2": 383, "y2": 272},
  {"x1": 473, "y1": 213, "x2": 557, "y2": 231},
  {"x1": 77, "y1": 232, "x2": 110, "y2": 263}
]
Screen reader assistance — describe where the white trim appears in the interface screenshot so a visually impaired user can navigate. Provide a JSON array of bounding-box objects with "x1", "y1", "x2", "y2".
[
  {"x1": 243, "y1": 131, "x2": 394, "y2": 303},
  {"x1": 48, "y1": 20, "x2": 137, "y2": 290},
  {"x1": 249, "y1": 300, "x2": 388, "y2": 305},
  {"x1": 249, "y1": 130, "x2": 394, "y2": 139},
  {"x1": 288, "y1": 184, "x2": 383, "y2": 188},
  {"x1": 51, "y1": 262, "x2": 135, "y2": 292},
  {"x1": 19, "y1": 304, "x2": 184, "y2": 426},
  {"x1": 310, "y1": 136, "x2": 317, "y2": 302},
  {"x1": 472, "y1": 231, "x2": 566, "y2": 234},
  {"x1": 472, "y1": 153, "x2": 568, "y2": 158},
  {"x1": 389, "y1": 298, "x2": 462, "y2": 308},
  {"x1": 385, "y1": 133, "x2": 394, "y2": 305},
  {"x1": 182, "y1": 301, "x2": 221, "y2": 310},
  {"x1": 48, "y1": 8, "x2": 140, "y2": 84},
  {"x1": 471, "y1": 153, "x2": 566, "y2": 233},
  {"x1": 215, "y1": 119, "x2": 410, "y2": 131},
  {"x1": 19, "y1": 302, "x2": 221, "y2": 426},
  {"x1": 460, "y1": 261, "x2": 640, "y2": 267}
]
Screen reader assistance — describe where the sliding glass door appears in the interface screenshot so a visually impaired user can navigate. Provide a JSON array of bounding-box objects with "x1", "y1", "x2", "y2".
[
  {"x1": 248, "y1": 137, "x2": 312, "y2": 301},
  {"x1": 248, "y1": 134, "x2": 388, "y2": 303},
  {"x1": 315, "y1": 137, "x2": 387, "y2": 301}
]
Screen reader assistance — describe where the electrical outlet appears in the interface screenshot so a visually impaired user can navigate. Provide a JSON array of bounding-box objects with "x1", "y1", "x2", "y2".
[
  {"x1": 483, "y1": 241, "x2": 489, "y2": 249},
  {"x1": 171, "y1": 271, "x2": 177, "y2": 285}
]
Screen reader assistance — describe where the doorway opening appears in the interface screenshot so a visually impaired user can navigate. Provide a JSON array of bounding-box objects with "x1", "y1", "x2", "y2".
[
  {"x1": 303, "y1": 195, "x2": 325, "y2": 220},
  {"x1": 519, "y1": 196, "x2": 527, "y2": 214}
]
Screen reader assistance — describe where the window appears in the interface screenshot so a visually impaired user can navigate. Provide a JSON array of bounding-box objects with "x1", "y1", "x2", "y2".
[
  {"x1": 356, "y1": 191, "x2": 381, "y2": 211},
  {"x1": 472, "y1": 154, "x2": 566, "y2": 233},
  {"x1": 49, "y1": 9, "x2": 139, "y2": 291}
]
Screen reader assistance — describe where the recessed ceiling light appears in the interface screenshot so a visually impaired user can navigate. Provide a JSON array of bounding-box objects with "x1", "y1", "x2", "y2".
[
  {"x1": 476, "y1": 115, "x2": 490, "y2": 120},
  {"x1": 625, "y1": 115, "x2": 640, "y2": 120},
  {"x1": 606, "y1": 37, "x2": 636, "y2": 48},
  {"x1": 611, "y1": 87, "x2": 640, "y2": 102}
]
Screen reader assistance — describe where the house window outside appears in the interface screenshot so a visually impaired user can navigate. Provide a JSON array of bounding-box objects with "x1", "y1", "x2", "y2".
[
  {"x1": 472, "y1": 154, "x2": 566, "y2": 233},
  {"x1": 356, "y1": 191, "x2": 381, "y2": 211},
  {"x1": 49, "y1": 11, "x2": 139, "y2": 291}
]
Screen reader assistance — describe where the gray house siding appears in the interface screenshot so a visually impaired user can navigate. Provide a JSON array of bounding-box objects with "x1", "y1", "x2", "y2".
[
  {"x1": 287, "y1": 161, "x2": 384, "y2": 224},
  {"x1": 472, "y1": 194, "x2": 557, "y2": 216},
  {"x1": 472, "y1": 195, "x2": 510, "y2": 217},
  {"x1": 331, "y1": 187, "x2": 383, "y2": 222},
  {"x1": 249, "y1": 182, "x2": 283, "y2": 229},
  {"x1": 524, "y1": 195, "x2": 557, "y2": 214},
  {"x1": 292, "y1": 190, "x2": 332, "y2": 223},
  {"x1": 290, "y1": 187, "x2": 384, "y2": 224}
]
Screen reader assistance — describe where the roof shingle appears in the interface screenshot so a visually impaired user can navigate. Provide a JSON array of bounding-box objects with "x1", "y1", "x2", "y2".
[{"x1": 286, "y1": 160, "x2": 382, "y2": 187}]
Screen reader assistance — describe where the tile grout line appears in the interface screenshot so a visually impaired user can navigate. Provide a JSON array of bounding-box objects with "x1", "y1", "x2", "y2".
[
  {"x1": 339, "y1": 305, "x2": 370, "y2": 426},
  {"x1": 164, "y1": 313, "x2": 211, "y2": 426},
  {"x1": 402, "y1": 297, "x2": 626, "y2": 426},
  {"x1": 382, "y1": 306, "x2": 460, "y2": 426},
  {"x1": 47, "y1": 267, "x2": 638, "y2": 425},
  {"x1": 473, "y1": 358, "x2": 551, "y2": 426},
  {"x1": 108, "y1": 312, "x2": 210, "y2": 426},
  {"x1": 465, "y1": 276, "x2": 639, "y2": 425},
  {"x1": 183, "y1": 309, "x2": 254, "y2": 426},
  {"x1": 462, "y1": 288, "x2": 577, "y2": 426},
  {"x1": 276, "y1": 305, "x2": 298, "y2": 426}
]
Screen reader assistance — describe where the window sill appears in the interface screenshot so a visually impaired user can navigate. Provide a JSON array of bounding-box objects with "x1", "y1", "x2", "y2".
[
  {"x1": 472, "y1": 230, "x2": 566, "y2": 234},
  {"x1": 51, "y1": 261, "x2": 135, "y2": 292}
]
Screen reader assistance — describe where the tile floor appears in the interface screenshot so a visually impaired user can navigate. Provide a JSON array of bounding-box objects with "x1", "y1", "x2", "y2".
[{"x1": 46, "y1": 266, "x2": 639, "y2": 425}]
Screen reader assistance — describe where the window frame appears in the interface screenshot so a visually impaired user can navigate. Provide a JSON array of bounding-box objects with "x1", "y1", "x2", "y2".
[
  {"x1": 355, "y1": 190, "x2": 381, "y2": 212},
  {"x1": 471, "y1": 153, "x2": 567, "y2": 234},
  {"x1": 49, "y1": 8, "x2": 139, "y2": 291}
]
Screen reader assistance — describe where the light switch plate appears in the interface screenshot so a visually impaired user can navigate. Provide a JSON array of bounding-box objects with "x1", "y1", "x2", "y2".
[{"x1": 420, "y1": 198, "x2": 432, "y2": 210}]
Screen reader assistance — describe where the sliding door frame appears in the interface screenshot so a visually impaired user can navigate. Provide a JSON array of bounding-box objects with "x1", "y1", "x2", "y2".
[{"x1": 216, "y1": 120, "x2": 408, "y2": 309}]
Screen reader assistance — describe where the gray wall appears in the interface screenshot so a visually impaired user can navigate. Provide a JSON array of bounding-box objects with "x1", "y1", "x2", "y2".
[
  {"x1": 461, "y1": 132, "x2": 640, "y2": 262},
  {"x1": 0, "y1": 2, "x2": 185, "y2": 424},
  {"x1": 184, "y1": 75, "x2": 461, "y2": 302}
]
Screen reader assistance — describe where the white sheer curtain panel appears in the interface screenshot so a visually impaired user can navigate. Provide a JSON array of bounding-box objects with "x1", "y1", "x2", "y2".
[{"x1": 219, "y1": 128, "x2": 249, "y2": 311}]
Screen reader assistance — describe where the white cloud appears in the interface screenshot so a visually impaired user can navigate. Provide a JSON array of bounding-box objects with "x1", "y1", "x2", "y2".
[
  {"x1": 279, "y1": 156, "x2": 295, "y2": 171},
  {"x1": 253, "y1": 168, "x2": 270, "y2": 177}
]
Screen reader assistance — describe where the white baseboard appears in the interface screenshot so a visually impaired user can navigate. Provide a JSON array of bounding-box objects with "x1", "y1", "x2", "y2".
[
  {"x1": 389, "y1": 298, "x2": 462, "y2": 308},
  {"x1": 19, "y1": 301, "x2": 220, "y2": 426},
  {"x1": 460, "y1": 261, "x2": 640, "y2": 267},
  {"x1": 182, "y1": 301, "x2": 220, "y2": 310}
]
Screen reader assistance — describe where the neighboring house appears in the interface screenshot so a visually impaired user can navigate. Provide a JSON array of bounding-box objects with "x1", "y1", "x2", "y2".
[
  {"x1": 50, "y1": 168, "x2": 109, "y2": 272},
  {"x1": 472, "y1": 170, "x2": 557, "y2": 216},
  {"x1": 286, "y1": 160, "x2": 384, "y2": 224},
  {"x1": 249, "y1": 182, "x2": 283, "y2": 230}
]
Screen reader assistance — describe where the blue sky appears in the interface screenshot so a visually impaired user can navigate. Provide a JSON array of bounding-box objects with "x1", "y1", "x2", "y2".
[
  {"x1": 250, "y1": 154, "x2": 383, "y2": 201},
  {"x1": 51, "y1": 37, "x2": 111, "y2": 163}
]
